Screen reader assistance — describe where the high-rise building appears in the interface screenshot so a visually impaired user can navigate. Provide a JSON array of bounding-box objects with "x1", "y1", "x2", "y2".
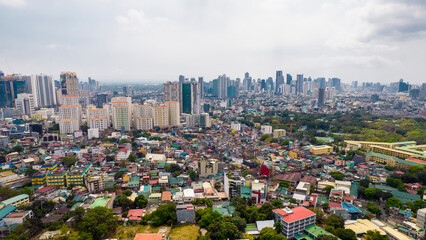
[
  {"x1": 123, "y1": 85, "x2": 133, "y2": 96},
  {"x1": 31, "y1": 74, "x2": 57, "y2": 107},
  {"x1": 111, "y1": 97, "x2": 132, "y2": 131},
  {"x1": 326, "y1": 87, "x2": 335, "y2": 100},
  {"x1": 181, "y1": 82, "x2": 200, "y2": 114},
  {"x1": 133, "y1": 104, "x2": 153, "y2": 130},
  {"x1": 318, "y1": 88, "x2": 325, "y2": 107},
  {"x1": 200, "y1": 113, "x2": 211, "y2": 128},
  {"x1": 87, "y1": 107, "x2": 109, "y2": 131},
  {"x1": 152, "y1": 105, "x2": 169, "y2": 127},
  {"x1": 286, "y1": 74, "x2": 292, "y2": 85},
  {"x1": 224, "y1": 172, "x2": 244, "y2": 200},
  {"x1": 59, "y1": 96, "x2": 81, "y2": 134},
  {"x1": 296, "y1": 74, "x2": 304, "y2": 94},
  {"x1": 165, "y1": 101, "x2": 180, "y2": 127},
  {"x1": 198, "y1": 77, "x2": 204, "y2": 99},
  {"x1": 217, "y1": 74, "x2": 229, "y2": 99},
  {"x1": 331, "y1": 78, "x2": 341, "y2": 91},
  {"x1": 96, "y1": 94, "x2": 108, "y2": 108},
  {"x1": 60, "y1": 72, "x2": 78, "y2": 96},
  {"x1": 15, "y1": 93, "x2": 35, "y2": 116},
  {"x1": 179, "y1": 75, "x2": 185, "y2": 84},
  {"x1": 184, "y1": 114, "x2": 196, "y2": 127},
  {"x1": 275, "y1": 70, "x2": 284, "y2": 94},
  {"x1": 163, "y1": 81, "x2": 181, "y2": 103},
  {"x1": 0, "y1": 74, "x2": 29, "y2": 108}
]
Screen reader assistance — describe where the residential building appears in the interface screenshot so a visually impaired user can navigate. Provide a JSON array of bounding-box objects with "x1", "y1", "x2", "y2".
[
  {"x1": 0, "y1": 194, "x2": 30, "y2": 208},
  {"x1": 199, "y1": 159, "x2": 218, "y2": 177},
  {"x1": 273, "y1": 129, "x2": 286, "y2": 138},
  {"x1": 3, "y1": 210, "x2": 33, "y2": 226},
  {"x1": 111, "y1": 96, "x2": 132, "y2": 131},
  {"x1": 261, "y1": 125, "x2": 273, "y2": 135},
  {"x1": 46, "y1": 170, "x2": 67, "y2": 187},
  {"x1": 417, "y1": 208, "x2": 426, "y2": 230},
  {"x1": 15, "y1": 93, "x2": 36, "y2": 116},
  {"x1": 309, "y1": 145, "x2": 333, "y2": 155},
  {"x1": 273, "y1": 207, "x2": 316, "y2": 238},
  {"x1": 66, "y1": 163, "x2": 92, "y2": 186},
  {"x1": 87, "y1": 107, "x2": 109, "y2": 131},
  {"x1": 224, "y1": 172, "x2": 244, "y2": 199},
  {"x1": 165, "y1": 101, "x2": 180, "y2": 127},
  {"x1": 200, "y1": 113, "x2": 211, "y2": 128},
  {"x1": 85, "y1": 175, "x2": 105, "y2": 193},
  {"x1": 59, "y1": 96, "x2": 81, "y2": 134},
  {"x1": 152, "y1": 105, "x2": 169, "y2": 127},
  {"x1": 133, "y1": 104, "x2": 153, "y2": 130},
  {"x1": 60, "y1": 72, "x2": 78, "y2": 96}
]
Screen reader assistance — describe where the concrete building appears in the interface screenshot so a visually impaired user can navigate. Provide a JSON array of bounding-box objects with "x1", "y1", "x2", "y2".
[
  {"x1": 60, "y1": 72, "x2": 78, "y2": 97},
  {"x1": 133, "y1": 104, "x2": 153, "y2": 130},
  {"x1": 417, "y1": 208, "x2": 426, "y2": 230},
  {"x1": 309, "y1": 145, "x2": 333, "y2": 155},
  {"x1": 165, "y1": 101, "x2": 180, "y2": 127},
  {"x1": 59, "y1": 96, "x2": 81, "y2": 134},
  {"x1": 85, "y1": 175, "x2": 105, "y2": 193},
  {"x1": 273, "y1": 129, "x2": 286, "y2": 138},
  {"x1": 0, "y1": 194, "x2": 30, "y2": 208},
  {"x1": 87, "y1": 107, "x2": 109, "y2": 131},
  {"x1": 176, "y1": 205, "x2": 195, "y2": 223},
  {"x1": 273, "y1": 207, "x2": 316, "y2": 238},
  {"x1": 15, "y1": 93, "x2": 36, "y2": 116},
  {"x1": 261, "y1": 125, "x2": 273, "y2": 135},
  {"x1": 199, "y1": 159, "x2": 218, "y2": 177},
  {"x1": 184, "y1": 114, "x2": 196, "y2": 127},
  {"x1": 200, "y1": 113, "x2": 211, "y2": 128},
  {"x1": 152, "y1": 105, "x2": 169, "y2": 128},
  {"x1": 111, "y1": 97, "x2": 132, "y2": 131},
  {"x1": 224, "y1": 172, "x2": 244, "y2": 200}
]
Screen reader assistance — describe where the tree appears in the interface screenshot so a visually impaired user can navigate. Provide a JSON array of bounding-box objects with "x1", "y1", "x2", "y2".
[
  {"x1": 272, "y1": 200, "x2": 283, "y2": 208},
  {"x1": 114, "y1": 194, "x2": 133, "y2": 212},
  {"x1": 326, "y1": 214, "x2": 344, "y2": 229},
  {"x1": 133, "y1": 195, "x2": 148, "y2": 209},
  {"x1": 365, "y1": 230, "x2": 388, "y2": 240},
  {"x1": 231, "y1": 216, "x2": 246, "y2": 232},
  {"x1": 385, "y1": 197, "x2": 402, "y2": 209},
  {"x1": 360, "y1": 179, "x2": 370, "y2": 188},
  {"x1": 367, "y1": 203, "x2": 382, "y2": 217},
  {"x1": 330, "y1": 172, "x2": 344, "y2": 180},
  {"x1": 260, "y1": 134, "x2": 271, "y2": 141},
  {"x1": 189, "y1": 171, "x2": 197, "y2": 181},
  {"x1": 25, "y1": 167, "x2": 38, "y2": 177},
  {"x1": 220, "y1": 222, "x2": 241, "y2": 240},
  {"x1": 127, "y1": 153, "x2": 137, "y2": 162},
  {"x1": 77, "y1": 207, "x2": 118, "y2": 240},
  {"x1": 198, "y1": 208, "x2": 223, "y2": 228},
  {"x1": 122, "y1": 190, "x2": 132, "y2": 196},
  {"x1": 364, "y1": 188, "x2": 377, "y2": 200},
  {"x1": 334, "y1": 228, "x2": 356, "y2": 240},
  {"x1": 259, "y1": 202, "x2": 274, "y2": 219},
  {"x1": 150, "y1": 203, "x2": 177, "y2": 226},
  {"x1": 324, "y1": 186, "x2": 334, "y2": 195},
  {"x1": 274, "y1": 221, "x2": 282, "y2": 234},
  {"x1": 279, "y1": 181, "x2": 290, "y2": 188},
  {"x1": 312, "y1": 208, "x2": 325, "y2": 225},
  {"x1": 259, "y1": 227, "x2": 287, "y2": 240},
  {"x1": 317, "y1": 234, "x2": 337, "y2": 240},
  {"x1": 62, "y1": 155, "x2": 78, "y2": 167}
]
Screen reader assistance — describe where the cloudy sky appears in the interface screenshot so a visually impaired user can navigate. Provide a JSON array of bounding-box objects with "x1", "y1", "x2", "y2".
[{"x1": 0, "y1": 0, "x2": 425, "y2": 84}]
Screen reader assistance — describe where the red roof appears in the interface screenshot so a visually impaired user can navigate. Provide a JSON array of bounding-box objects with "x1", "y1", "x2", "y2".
[
  {"x1": 134, "y1": 233, "x2": 163, "y2": 240},
  {"x1": 281, "y1": 207, "x2": 316, "y2": 223},
  {"x1": 35, "y1": 185, "x2": 56, "y2": 194},
  {"x1": 128, "y1": 209, "x2": 145, "y2": 221},
  {"x1": 119, "y1": 148, "x2": 129, "y2": 152},
  {"x1": 328, "y1": 202, "x2": 342, "y2": 208}
]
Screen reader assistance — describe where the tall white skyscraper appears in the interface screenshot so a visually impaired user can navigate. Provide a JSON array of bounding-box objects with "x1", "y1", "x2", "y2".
[
  {"x1": 111, "y1": 97, "x2": 132, "y2": 131},
  {"x1": 59, "y1": 96, "x2": 81, "y2": 134},
  {"x1": 29, "y1": 74, "x2": 57, "y2": 107}
]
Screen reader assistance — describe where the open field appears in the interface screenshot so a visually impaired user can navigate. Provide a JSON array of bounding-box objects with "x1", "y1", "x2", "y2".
[
  {"x1": 170, "y1": 224, "x2": 200, "y2": 240},
  {"x1": 109, "y1": 225, "x2": 169, "y2": 240}
]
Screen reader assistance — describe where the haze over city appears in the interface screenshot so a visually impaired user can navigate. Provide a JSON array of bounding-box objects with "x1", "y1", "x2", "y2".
[{"x1": 1, "y1": 0, "x2": 426, "y2": 83}]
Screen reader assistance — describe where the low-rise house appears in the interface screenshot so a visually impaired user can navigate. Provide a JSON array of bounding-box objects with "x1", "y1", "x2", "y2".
[
  {"x1": 176, "y1": 205, "x2": 195, "y2": 223},
  {"x1": 3, "y1": 210, "x2": 33, "y2": 225}
]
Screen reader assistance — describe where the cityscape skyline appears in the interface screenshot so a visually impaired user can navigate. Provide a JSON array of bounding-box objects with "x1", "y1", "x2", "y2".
[{"x1": 1, "y1": 0, "x2": 426, "y2": 84}]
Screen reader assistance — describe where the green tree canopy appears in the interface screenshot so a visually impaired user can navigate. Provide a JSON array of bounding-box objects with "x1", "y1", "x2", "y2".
[{"x1": 77, "y1": 207, "x2": 118, "y2": 240}]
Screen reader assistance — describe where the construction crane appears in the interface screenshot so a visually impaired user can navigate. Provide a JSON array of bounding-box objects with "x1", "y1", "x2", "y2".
[{"x1": 283, "y1": 123, "x2": 296, "y2": 137}]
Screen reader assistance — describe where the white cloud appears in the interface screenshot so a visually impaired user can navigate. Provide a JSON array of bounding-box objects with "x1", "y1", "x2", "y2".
[
  {"x1": 0, "y1": 0, "x2": 26, "y2": 7},
  {"x1": 116, "y1": 8, "x2": 146, "y2": 28}
]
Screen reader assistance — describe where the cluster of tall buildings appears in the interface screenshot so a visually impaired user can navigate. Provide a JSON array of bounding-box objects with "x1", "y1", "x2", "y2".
[{"x1": 163, "y1": 76, "x2": 202, "y2": 114}]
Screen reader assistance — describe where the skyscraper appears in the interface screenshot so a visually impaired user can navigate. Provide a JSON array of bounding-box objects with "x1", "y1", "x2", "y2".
[
  {"x1": 217, "y1": 74, "x2": 229, "y2": 99},
  {"x1": 318, "y1": 88, "x2": 325, "y2": 107},
  {"x1": 31, "y1": 74, "x2": 57, "y2": 107},
  {"x1": 0, "y1": 74, "x2": 29, "y2": 108},
  {"x1": 296, "y1": 74, "x2": 304, "y2": 94},
  {"x1": 111, "y1": 97, "x2": 132, "y2": 131},
  {"x1": 123, "y1": 85, "x2": 133, "y2": 96},
  {"x1": 60, "y1": 72, "x2": 78, "y2": 96},
  {"x1": 96, "y1": 94, "x2": 108, "y2": 108},
  {"x1": 198, "y1": 77, "x2": 204, "y2": 99},
  {"x1": 59, "y1": 96, "x2": 81, "y2": 134},
  {"x1": 275, "y1": 70, "x2": 284, "y2": 94},
  {"x1": 179, "y1": 75, "x2": 185, "y2": 84},
  {"x1": 165, "y1": 101, "x2": 180, "y2": 127},
  {"x1": 286, "y1": 74, "x2": 292, "y2": 85},
  {"x1": 163, "y1": 81, "x2": 181, "y2": 102},
  {"x1": 152, "y1": 105, "x2": 169, "y2": 127},
  {"x1": 331, "y1": 78, "x2": 341, "y2": 91},
  {"x1": 133, "y1": 104, "x2": 153, "y2": 130}
]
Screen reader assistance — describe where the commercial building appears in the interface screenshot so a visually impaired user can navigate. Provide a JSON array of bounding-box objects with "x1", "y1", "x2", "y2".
[
  {"x1": 111, "y1": 97, "x2": 132, "y2": 131},
  {"x1": 0, "y1": 74, "x2": 29, "y2": 108},
  {"x1": 200, "y1": 113, "x2": 211, "y2": 128},
  {"x1": 199, "y1": 159, "x2": 218, "y2": 177},
  {"x1": 273, "y1": 207, "x2": 316, "y2": 238},
  {"x1": 15, "y1": 93, "x2": 36, "y2": 116},
  {"x1": 224, "y1": 172, "x2": 244, "y2": 200},
  {"x1": 273, "y1": 129, "x2": 286, "y2": 138},
  {"x1": 309, "y1": 145, "x2": 333, "y2": 155},
  {"x1": 85, "y1": 175, "x2": 105, "y2": 193}
]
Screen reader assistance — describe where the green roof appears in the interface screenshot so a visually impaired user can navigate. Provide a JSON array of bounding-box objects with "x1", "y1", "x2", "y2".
[
  {"x1": 371, "y1": 184, "x2": 421, "y2": 203},
  {"x1": 2, "y1": 194, "x2": 29, "y2": 206},
  {"x1": 128, "y1": 176, "x2": 140, "y2": 185},
  {"x1": 89, "y1": 198, "x2": 111, "y2": 209}
]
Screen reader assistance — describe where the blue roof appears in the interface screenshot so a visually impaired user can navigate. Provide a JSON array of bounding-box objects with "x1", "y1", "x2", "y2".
[
  {"x1": 1, "y1": 194, "x2": 29, "y2": 206},
  {"x1": 73, "y1": 194, "x2": 85, "y2": 202},
  {"x1": 0, "y1": 206, "x2": 17, "y2": 219},
  {"x1": 342, "y1": 202, "x2": 362, "y2": 214}
]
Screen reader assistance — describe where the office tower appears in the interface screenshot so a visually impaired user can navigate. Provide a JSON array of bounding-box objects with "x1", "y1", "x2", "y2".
[
  {"x1": 243, "y1": 72, "x2": 252, "y2": 91},
  {"x1": 133, "y1": 104, "x2": 153, "y2": 130},
  {"x1": 420, "y1": 83, "x2": 426, "y2": 99},
  {"x1": 60, "y1": 72, "x2": 78, "y2": 96},
  {"x1": 152, "y1": 105, "x2": 169, "y2": 127},
  {"x1": 318, "y1": 88, "x2": 325, "y2": 107},
  {"x1": 59, "y1": 96, "x2": 81, "y2": 134},
  {"x1": 111, "y1": 97, "x2": 132, "y2": 131},
  {"x1": 198, "y1": 77, "x2": 204, "y2": 99},
  {"x1": 275, "y1": 71, "x2": 284, "y2": 94},
  {"x1": 398, "y1": 79, "x2": 409, "y2": 92},
  {"x1": 123, "y1": 85, "x2": 133, "y2": 96},
  {"x1": 352, "y1": 81, "x2": 358, "y2": 89},
  {"x1": 315, "y1": 78, "x2": 326, "y2": 89},
  {"x1": 88, "y1": 77, "x2": 99, "y2": 92},
  {"x1": 0, "y1": 74, "x2": 29, "y2": 108},
  {"x1": 179, "y1": 75, "x2": 185, "y2": 84},
  {"x1": 163, "y1": 81, "x2": 181, "y2": 102},
  {"x1": 96, "y1": 94, "x2": 108, "y2": 108},
  {"x1": 286, "y1": 74, "x2": 292, "y2": 85},
  {"x1": 165, "y1": 101, "x2": 180, "y2": 127},
  {"x1": 331, "y1": 78, "x2": 341, "y2": 91},
  {"x1": 15, "y1": 93, "x2": 35, "y2": 116},
  {"x1": 266, "y1": 77, "x2": 274, "y2": 91},
  {"x1": 87, "y1": 107, "x2": 109, "y2": 131},
  {"x1": 31, "y1": 74, "x2": 57, "y2": 107},
  {"x1": 200, "y1": 113, "x2": 211, "y2": 128},
  {"x1": 216, "y1": 74, "x2": 229, "y2": 99},
  {"x1": 296, "y1": 74, "x2": 304, "y2": 94},
  {"x1": 181, "y1": 82, "x2": 201, "y2": 114}
]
